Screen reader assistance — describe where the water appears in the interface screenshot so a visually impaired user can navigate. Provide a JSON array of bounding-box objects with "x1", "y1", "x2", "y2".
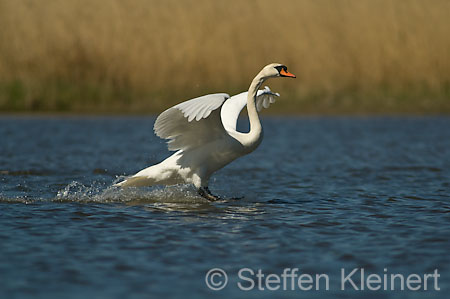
[{"x1": 0, "y1": 116, "x2": 449, "y2": 298}]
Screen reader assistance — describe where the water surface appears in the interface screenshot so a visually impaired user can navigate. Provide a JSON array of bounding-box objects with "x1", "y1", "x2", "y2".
[{"x1": 0, "y1": 116, "x2": 449, "y2": 298}]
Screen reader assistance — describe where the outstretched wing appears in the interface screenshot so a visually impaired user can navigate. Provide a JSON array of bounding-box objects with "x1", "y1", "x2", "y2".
[
  {"x1": 153, "y1": 93, "x2": 230, "y2": 151},
  {"x1": 221, "y1": 86, "x2": 279, "y2": 132},
  {"x1": 255, "y1": 86, "x2": 280, "y2": 111}
]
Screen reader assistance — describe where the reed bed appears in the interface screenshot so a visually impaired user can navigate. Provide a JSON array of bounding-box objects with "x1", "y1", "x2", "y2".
[{"x1": 0, "y1": 0, "x2": 449, "y2": 113}]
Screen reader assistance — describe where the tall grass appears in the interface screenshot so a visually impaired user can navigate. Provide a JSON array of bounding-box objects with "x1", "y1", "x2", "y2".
[{"x1": 0, "y1": 0, "x2": 449, "y2": 113}]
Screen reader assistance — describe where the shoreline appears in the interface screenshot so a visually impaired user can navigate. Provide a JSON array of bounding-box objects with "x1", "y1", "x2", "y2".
[{"x1": 1, "y1": 111, "x2": 449, "y2": 117}]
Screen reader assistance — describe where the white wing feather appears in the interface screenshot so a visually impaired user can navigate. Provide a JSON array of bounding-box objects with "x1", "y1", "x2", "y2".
[
  {"x1": 154, "y1": 93, "x2": 230, "y2": 151},
  {"x1": 221, "y1": 86, "x2": 279, "y2": 132}
]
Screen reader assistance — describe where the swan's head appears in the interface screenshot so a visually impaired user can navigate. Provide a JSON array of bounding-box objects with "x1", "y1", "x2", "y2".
[{"x1": 261, "y1": 63, "x2": 296, "y2": 79}]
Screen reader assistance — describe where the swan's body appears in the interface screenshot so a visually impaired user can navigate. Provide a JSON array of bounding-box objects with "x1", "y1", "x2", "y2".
[{"x1": 115, "y1": 63, "x2": 295, "y2": 200}]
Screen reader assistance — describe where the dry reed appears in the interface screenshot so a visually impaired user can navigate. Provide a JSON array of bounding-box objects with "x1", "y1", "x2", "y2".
[{"x1": 0, "y1": 0, "x2": 449, "y2": 113}]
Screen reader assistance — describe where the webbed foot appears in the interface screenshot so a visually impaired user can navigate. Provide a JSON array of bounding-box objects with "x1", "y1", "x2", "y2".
[{"x1": 198, "y1": 187, "x2": 221, "y2": 201}]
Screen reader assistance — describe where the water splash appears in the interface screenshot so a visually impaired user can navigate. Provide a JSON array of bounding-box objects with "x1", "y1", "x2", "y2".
[
  {"x1": 55, "y1": 180, "x2": 205, "y2": 204},
  {"x1": 51, "y1": 180, "x2": 268, "y2": 215}
]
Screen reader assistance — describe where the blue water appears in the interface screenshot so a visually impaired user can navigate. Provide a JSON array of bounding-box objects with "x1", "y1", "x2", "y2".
[{"x1": 0, "y1": 116, "x2": 449, "y2": 298}]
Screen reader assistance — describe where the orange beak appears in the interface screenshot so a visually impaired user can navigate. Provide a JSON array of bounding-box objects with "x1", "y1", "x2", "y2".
[{"x1": 280, "y1": 69, "x2": 296, "y2": 78}]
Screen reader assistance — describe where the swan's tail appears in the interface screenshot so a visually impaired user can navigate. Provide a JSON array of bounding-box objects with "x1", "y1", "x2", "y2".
[{"x1": 114, "y1": 154, "x2": 183, "y2": 188}]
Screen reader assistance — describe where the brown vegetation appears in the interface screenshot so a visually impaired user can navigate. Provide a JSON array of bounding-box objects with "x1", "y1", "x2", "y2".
[{"x1": 0, "y1": 0, "x2": 449, "y2": 113}]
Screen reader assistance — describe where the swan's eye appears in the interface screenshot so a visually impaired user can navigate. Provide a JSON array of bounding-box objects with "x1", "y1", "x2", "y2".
[{"x1": 274, "y1": 65, "x2": 286, "y2": 74}]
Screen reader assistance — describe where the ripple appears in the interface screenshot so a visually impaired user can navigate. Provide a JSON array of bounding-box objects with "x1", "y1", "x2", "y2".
[
  {"x1": 383, "y1": 166, "x2": 442, "y2": 172},
  {"x1": 0, "y1": 169, "x2": 53, "y2": 176},
  {"x1": 403, "y1": 195, "x2": 432, "y2": 201},
  {"x1": 302, "y1": 221, "x2": 342, "y2": 228}
]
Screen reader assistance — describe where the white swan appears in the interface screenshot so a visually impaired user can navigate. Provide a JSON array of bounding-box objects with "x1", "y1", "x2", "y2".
[{"x1": 115, "y1": 63, "x2": 295, "y2": 200}]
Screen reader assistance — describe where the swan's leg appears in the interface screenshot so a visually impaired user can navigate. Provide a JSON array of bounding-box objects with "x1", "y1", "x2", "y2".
[{"x1": 198, "y1": 187, "x2": 221, "y2": 201}]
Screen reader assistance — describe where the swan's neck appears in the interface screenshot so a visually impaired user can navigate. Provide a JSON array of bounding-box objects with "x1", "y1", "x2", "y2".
[{"x1": 244, "y1": 72, "x2": 265, "y2": 148}]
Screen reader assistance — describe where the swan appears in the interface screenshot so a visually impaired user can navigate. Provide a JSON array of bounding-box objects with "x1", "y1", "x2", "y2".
[{"x1": 115, "y1": 63, "x2": 295, "y2": 200}]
